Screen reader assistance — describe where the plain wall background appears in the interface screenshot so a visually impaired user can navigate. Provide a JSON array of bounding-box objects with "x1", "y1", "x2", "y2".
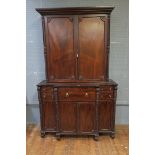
[{"x1": 26, "y1": 0, "x2": 129, "y2": 124}]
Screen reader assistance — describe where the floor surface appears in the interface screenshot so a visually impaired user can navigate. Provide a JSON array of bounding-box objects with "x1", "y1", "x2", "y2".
[{"x1": 26, "y1": 124, "x2": 129, "y2": 155}]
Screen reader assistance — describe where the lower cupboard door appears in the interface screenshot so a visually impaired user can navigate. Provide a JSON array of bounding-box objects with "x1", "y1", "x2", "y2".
[
  {"x1": 42, "y1": 101, "x2": 56, "y2": 130},
  {"x1": 59, "y1": 102, "x2": 77, "y2": 132},
  {"x1": 78, "y1": 102, "x2": 95, "y2": 133},
  {"x1": 99, "y1": 101, "x2": 114, "y2": 131}
]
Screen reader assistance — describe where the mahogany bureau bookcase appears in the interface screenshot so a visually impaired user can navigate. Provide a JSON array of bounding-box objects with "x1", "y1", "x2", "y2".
[{"x1": 36, "y1": 7, "x2": 118, "y2": 140}]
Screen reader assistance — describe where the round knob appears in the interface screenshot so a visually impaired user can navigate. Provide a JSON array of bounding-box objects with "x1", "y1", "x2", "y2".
[
  {"x1": 43, "y1": 95, "x2": 46, "y2": 98},
  {"x1": 109, "y1": 95, "x2": 111, "y2": 98},
  {"x1": 85, "y1": 92, "x2": 88, "y2": 96},
  {"x1": 66, "y1": 92, "x2": 69, "y2": 97}
]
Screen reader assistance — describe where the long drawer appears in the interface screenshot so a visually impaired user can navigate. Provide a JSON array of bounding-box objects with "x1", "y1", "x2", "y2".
[{"x1": 58, "y1": 88, "x2": 96, "y2": 101}]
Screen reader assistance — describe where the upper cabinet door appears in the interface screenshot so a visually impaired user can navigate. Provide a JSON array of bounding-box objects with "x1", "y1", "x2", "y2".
[
  {"x1": 45, "y1": 16, "x2": 76, "y2": 82},
  {"x1": 78, "y1": 16, "x2": 108, "y2": 81}
]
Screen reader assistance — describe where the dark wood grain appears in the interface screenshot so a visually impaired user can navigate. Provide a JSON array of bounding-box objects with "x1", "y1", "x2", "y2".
[
  {"x1": 36, "y1": 7, "x2": 118, "y2": 140},
  {"x1": 45, "y1": 16, "x2": 76, "y2": 81},
  {"x1": 99, "y1": 101, "x2": 114, "y2": 131},
  {"x1": 43, "y1": 101, "x2": 56, "y2": 130},
  {"x1": 36, "y1": 7, "x2": 114, "y2": 16},
  {"x1": 41, "y1": 86, "x2": 53, "y2": 101},
  {"x1": 79, "y1": 16, "x2": 107, "y2": 80},
  {"x1": 37, "y1": 86, "x2": 56, "y2": 133},
  {"x1": 78, "y1": 102, "x2": 95, "y2": 133},
  {"x1": 37, "y1": 82, "x2": 117, "y2": 138},
  {"x1": 58, "y1": 88, "x2": 96, "y2": 101},
  {"x1": 59, "y1": 102, "x2": 77, "y2": 132}
]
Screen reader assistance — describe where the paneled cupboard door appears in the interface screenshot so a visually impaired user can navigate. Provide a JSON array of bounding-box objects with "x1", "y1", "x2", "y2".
[
  {"x1": 42, "y1": 101, "x2": 56, "y2": 130},
  {"x1": 45, "y1": 16, "x2": 76, "y2": 81},
  {"x1": 99, "y1": 101, "x2": 114, "y2": 130},
  {"x1": 78, "y1": 16, "x2": 108, "y2": 80},
  {"x1": 78, "y1": 102, "x2": 96, "y2": 133},
  {"x1": 59, "y1": 102, "x2": 77, "y2": 133},
  {"x1": 44, "y1": 15, "x2": 108, "y2": 82}
]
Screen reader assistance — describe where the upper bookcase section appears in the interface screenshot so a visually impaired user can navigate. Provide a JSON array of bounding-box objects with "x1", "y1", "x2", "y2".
[{"x1": 36, "y1": 7, "x2": 114, "y2": 16}]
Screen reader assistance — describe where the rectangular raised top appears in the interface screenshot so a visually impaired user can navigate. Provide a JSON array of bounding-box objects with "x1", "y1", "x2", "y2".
[{"x1": 36, "y1": 7, "x2": 114, "y2": 16}]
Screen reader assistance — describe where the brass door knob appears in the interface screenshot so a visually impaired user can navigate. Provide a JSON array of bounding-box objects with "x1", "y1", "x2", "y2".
[
  {"x1": 85, "y1": 92, "x2": 88, "y2": 96},
  {"x1": 66, "y1": 92, "x2": 69, "y2": 97},
  {"x1": 109, "y1": 95, "x2": 111, "y2": 98}
]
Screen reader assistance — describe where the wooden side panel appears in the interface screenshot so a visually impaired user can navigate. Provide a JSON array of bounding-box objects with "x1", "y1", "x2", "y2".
[
  {"x1": 78, "y1": 103, "x2": 95, "y2": 132},
  {"x1": 79, "y1": 16, "x2": 107, "y2": 80},
  {"x1": 46, "y1": 16, "x2": 76, "y2": 81},
  {"x1": 99, "y1": 101, "x2": 114, "y2": 130},
  {"x1": 42, "y1": 101, "x2": 56, "y2": 130},
  {"x1": 59, "y1": 102, "x2": 77, "y2": 132}
]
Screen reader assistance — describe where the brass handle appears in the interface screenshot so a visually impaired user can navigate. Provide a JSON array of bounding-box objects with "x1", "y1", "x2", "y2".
[
  {"x1": 66, "y1": 92, "x2": 69, "y2": 97},
  {"x1": 85, "y1": 92, "x2": 88, "y2": 96},
  {"x1": 43, "y1": 95, "x2": 46, "y2": 98},
  {"x1": 109, "y1": 95, "x2": 112, "y2": 98}
]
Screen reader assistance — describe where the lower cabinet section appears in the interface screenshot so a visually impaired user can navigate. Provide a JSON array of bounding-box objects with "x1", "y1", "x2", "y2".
[{"x1": 37, "y1": 81, "x2": 117, "y2": 140}]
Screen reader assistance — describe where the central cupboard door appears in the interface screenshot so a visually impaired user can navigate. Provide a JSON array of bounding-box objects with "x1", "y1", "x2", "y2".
[
  {"x1": 58, "y1": 102, "x2": 96, "y2": 133},
  {"x1": 78, "y1": 16, "x2": 107, "y2": 80},
  {"x1": 45, "y1": 16, "x2": 76, "y2": 81}
]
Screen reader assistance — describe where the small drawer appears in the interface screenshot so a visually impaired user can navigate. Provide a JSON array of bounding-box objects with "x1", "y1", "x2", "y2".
[
  {"x1": 58, "y1": 88, "x2": 96, "y2": 101},
  {"x1": 41, "y1": 87, "x2": 52, "y2": 92},
  {"x1": 40, "y1": 87, "x2": 53, "y2": 101},
  {"x1": 100, "y1": 86, "x2": 113, "y2": 92},
  {"x1": 99, "y1": 92, "x2": 114, "y2": 100},
  {"x1": 41, "y1": 93, "x2": 53, "y2": 101}
]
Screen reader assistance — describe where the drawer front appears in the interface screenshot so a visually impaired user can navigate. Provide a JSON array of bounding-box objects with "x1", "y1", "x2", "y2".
[
  {"x1": 100, "y1": 86, "x2": 113, "y2": 92},
  {"x1": 99, "y1": 86, "x2": 114, "y2": 100},
  {"x1": 58, "y1": 88, "x2": 96, "y2": 101},
  {"x1": 99, "y1": 91, "x2": 114, "y2": 100},
  {"x1": 40, "y1": 87, "x2": 53, "y2": 101}
]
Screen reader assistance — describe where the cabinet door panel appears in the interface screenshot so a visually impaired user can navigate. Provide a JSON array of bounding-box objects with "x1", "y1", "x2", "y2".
[
  {"x1": 46, "y1": 16, "x2": 76, "y2": 81},
  {"x1": 59, "y1": 102, "x2": 77, "y2": 132},
  {"x1": 99, "y1": 101, "x2": 114, "y2": 130},
  {"x1": 78, "y1": 103, "x2": 95, "y2": 132},
  {"x1": 42, "y1": 101, "x2": 56, "y2": 130},
  {"x1": 79, "y1": 16, "x2": 107, "y2": 80}
]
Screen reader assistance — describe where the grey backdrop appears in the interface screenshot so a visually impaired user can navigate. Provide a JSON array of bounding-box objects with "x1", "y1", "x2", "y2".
[{"x1": 26, "y1": 0, "x2": 129, "y2": 124}]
